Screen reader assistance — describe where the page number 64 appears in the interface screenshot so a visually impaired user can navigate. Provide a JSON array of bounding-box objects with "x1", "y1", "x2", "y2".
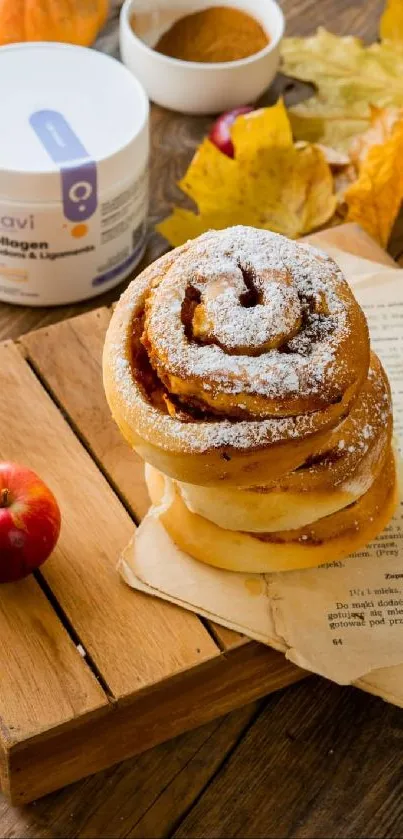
[{"x1": 332, "y1": 638, "x2": 343, "y2": 646}]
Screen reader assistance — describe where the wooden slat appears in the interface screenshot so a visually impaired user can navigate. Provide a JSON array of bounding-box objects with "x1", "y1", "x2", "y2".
[
  {"x1": 22, "y1": 312, "x2": 247, "y2": 651},
  {"x1": 0, "y1": 342, "x2": 219, "y2": 702},
  {"x1": 209, "y1": 623, "x2": 247, "y2": 651},
  {"x1": 0, "y1": 577, "x2": 107, "y2": 750},
  {"x1": 22, "y1": 308, "x2": 149, "y2": 520}
]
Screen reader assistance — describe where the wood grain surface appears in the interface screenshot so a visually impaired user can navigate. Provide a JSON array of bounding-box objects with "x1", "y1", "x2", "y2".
[
  {"x1": 0, "y1": 577, "x2": 106, "y2": 741},
  {"x1": 1, "y1": 0, "x2": 402, "y2": 837},
  {"x1": 174, "y1": 678, "x2": 403, "y2": 839},
  {"x1": 0, "y1": 342, "x2": 218, "y2": 702}
]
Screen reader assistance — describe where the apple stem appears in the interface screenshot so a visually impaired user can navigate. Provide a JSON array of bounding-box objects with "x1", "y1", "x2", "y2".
[{"x1": 0, "y1": 488, "x2": 10, "y2": 508}]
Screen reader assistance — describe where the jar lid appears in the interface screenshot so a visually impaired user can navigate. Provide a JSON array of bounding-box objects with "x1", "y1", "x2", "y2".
[{"x1": 0, "y1": 42, "x2": 149, "y2": 202}]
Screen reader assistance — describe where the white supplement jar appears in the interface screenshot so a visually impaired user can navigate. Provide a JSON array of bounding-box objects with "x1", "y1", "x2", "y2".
[{"x1": 0, "y1": 43, "x2": 149, "y2": 306}]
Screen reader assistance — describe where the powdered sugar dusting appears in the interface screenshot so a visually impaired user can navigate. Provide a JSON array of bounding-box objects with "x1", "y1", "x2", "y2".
[
  {"x1": 193, "y1": 272, "x2": 301, "y2": 352},
  {"x1": 106, "y1": 227, "x2": 370, "y2": 454},
  {"x1": 145, "y1": 227, "x2": 359, "y2": 405},
  {"x1": 109, "y1": 335, "x2": 333, "y2": 452}
]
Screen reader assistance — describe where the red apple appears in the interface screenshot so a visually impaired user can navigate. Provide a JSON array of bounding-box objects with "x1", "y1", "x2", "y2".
[
  {"x1": 209, "y1": 106, "x2": 255, "y2": 158},
  {"x1": 0, "y1": 463, "x2": 61, "y2": 583}
]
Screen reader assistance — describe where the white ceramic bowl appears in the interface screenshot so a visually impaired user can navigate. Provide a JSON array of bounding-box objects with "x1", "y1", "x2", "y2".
[{"x1": 120, "y1": 0, "x2": 284, "y2": 114}]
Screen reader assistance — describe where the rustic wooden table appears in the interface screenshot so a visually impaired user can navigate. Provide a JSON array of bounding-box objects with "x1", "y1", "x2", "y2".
[{"x1": 2, "y1": 1, "x2": 403, "y2": 837}]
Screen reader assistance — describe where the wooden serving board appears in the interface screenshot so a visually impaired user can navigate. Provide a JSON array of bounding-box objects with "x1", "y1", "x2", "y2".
[{"x1": 0, "y1": 308, "x2": 305, "y2": 806}]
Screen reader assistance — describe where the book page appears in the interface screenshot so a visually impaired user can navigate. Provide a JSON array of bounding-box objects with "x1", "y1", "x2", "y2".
[
  {"x1": 120, "y1": 480, "x2": 281, "y2": 647},
  {"x1": 267, "y1": 274, "x2": 403, "y2": 683}
]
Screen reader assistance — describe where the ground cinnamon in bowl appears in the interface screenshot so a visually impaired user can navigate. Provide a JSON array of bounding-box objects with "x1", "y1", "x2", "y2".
[{"x1": 153, "y1": 6, "x2": 270, "y2": 63}]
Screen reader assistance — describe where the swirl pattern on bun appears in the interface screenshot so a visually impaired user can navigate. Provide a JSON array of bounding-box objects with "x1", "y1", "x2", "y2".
[{"x1": 104, "y1": 227, "x2": 369, "y2": 488}]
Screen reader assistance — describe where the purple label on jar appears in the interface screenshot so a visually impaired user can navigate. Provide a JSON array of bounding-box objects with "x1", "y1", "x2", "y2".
[
  {"x1": 29, "y1": 109, "x2": 98, "y2": 221},
  {"x1": 29, "y1": 110, "x2": 89, "y2": 163},
  {"x1": 60, "y1": 162, "x2": 98, "y2": 222}
]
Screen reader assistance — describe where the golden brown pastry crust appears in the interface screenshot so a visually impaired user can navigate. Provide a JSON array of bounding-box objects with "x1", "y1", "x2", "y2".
[
  {"x1": 145, "y1": 449, "x2": 399, "y2": 574},
  {"x1": 103, "y1": 227, "x2": 369, "y2": 487},
  {"x1": 174, "y1": 353, "x2": 392, "y2": 531}
]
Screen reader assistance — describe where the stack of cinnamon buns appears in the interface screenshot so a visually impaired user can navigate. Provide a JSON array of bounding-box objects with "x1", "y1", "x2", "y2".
[{"x1": 103, "y1": 226, "x2": 397, "y2": 573}]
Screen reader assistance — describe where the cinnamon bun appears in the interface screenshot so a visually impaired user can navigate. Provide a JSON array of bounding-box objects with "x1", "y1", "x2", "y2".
[
  {"x1": 103, "y1": 226, "x2": 397, "y2": 574},
  {"x1": 104, "y1": 227, "x2": 369, "y2": 488}
]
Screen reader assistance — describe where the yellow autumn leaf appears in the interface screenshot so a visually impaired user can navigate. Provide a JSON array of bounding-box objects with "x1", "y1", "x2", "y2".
[
  {"x1": 281, "y1": 28, "x2": 403, "y2": 151},
  {"x1": 380, "y1": 0, "x2": 403, "y2": 42},
  {"x1": 289, "y1": 111, "x2": 369, "y2": 154},
  {"x1": 345, "y1": 115, "x2": 403, "y2": 247},
  {"x1": 157, "y1": 101, "x2": 336, "y2": 247},
  {"x1": 349, "y1": 105, "x2": 403, "y2": 168}
]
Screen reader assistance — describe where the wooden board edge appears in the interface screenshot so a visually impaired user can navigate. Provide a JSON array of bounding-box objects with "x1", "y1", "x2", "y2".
[
  {"x1": 0, "y1": 701, "x2": 112, "y2": 802},
  {"x1": 17, "y1": 305, "x2": 114, "y2": 349},
  {"x1": 0, "y1": 731, "x2": 11, "y2": 801},
  {"x1": 4, "y1": 643, "x2": 308, "y2": 804}
]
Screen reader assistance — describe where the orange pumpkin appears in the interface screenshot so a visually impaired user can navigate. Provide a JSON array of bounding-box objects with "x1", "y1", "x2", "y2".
[{"x1": 0, "y1": 0, "x2": 109, "y2": 47}]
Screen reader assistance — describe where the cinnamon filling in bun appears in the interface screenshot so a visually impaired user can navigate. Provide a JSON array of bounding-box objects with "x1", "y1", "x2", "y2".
[
  {"x1": 252, "y1": 447, "x2": 396, "y2": 546},
  {"x1": 129, "y1": 228, "x2": 369, "y2": 427},
  {"x1": 141, "y1": 229, "x2": 369, "y2": 420},
  {"x1": 131, "y1": 307, "x2": 229, "y2": 422}
]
